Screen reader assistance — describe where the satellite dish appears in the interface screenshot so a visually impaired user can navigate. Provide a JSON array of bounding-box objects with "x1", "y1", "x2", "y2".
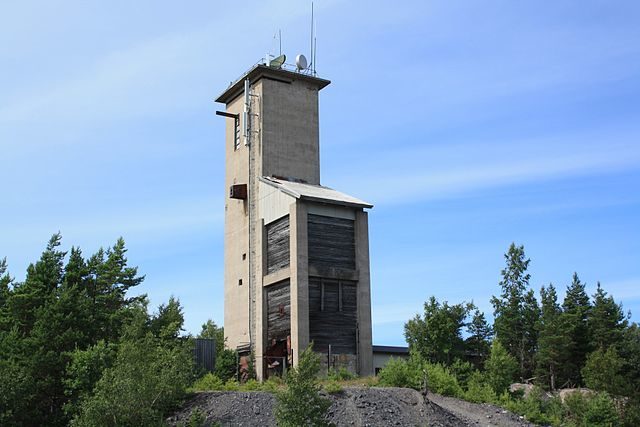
[
  {"x1": 268, "y1": 54, "x2": 286, "y2": 69},
  {"x1": 295, "y1": 54, "x2": 308, "y2": 70}
]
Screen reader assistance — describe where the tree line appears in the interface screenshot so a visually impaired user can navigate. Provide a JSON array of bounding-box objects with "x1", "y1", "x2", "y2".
[
  {"x1": 401, "y1": 243, "x2": 639, "y2": 424},
  {"x1": 0, "y1": 234, "x2": 196, "y2": 426}
]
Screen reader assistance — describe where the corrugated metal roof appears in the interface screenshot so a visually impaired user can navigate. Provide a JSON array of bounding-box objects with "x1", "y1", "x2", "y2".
[{"x1": 260, "y1": 176, "x2": 373, "y2": 209}]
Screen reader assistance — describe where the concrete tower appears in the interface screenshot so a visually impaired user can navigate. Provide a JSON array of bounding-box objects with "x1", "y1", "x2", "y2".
[{"x1": 216, "y1": 62, "x2": 373, "y2": 379}]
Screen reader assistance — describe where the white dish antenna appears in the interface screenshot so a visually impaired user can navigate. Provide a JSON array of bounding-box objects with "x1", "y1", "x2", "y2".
[
  {"x1": 295, "y1": 54, "x2": 308, "y2": 70},
  {"x1": 268, "y1": 54, "x2": 286, "y2": 69}
]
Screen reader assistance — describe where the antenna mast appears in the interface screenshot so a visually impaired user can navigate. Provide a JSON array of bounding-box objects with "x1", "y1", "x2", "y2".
[{"x1": 310, "y1": 2, "x2": 315, "y2": 75}]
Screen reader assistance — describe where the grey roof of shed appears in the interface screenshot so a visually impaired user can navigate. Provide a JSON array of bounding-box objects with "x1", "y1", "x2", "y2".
[{"x1": 260, "y1": 176, "x2": 373, "y2": 209}]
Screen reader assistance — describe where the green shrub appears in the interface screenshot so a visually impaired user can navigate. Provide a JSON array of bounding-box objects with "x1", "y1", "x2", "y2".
[
  {"x1": 463, "y1": 371, "x2": 497, "y2": 403},
  {"x1": 324, "y1": 380, "x2": 343, "y2": 394},
  {"x1": 184, "y1": 409, "x2": 206, "y2": 427},
  {"x1": 222, "y1": 380, "x2": 240, "y2": 391},
  {"x1": 449, "y1": 359, "x2": 474, "y2": 389},
  {"x1": 328, "y1": 367, "x2": 356, "y2": 381},
  {"x1": 275, "y1": 345, "x2": 331, "y2": 426},
  {"x1": 484, "y1": 340, "x2": 518, "y2": 395},
  {"x1": 72, "y1": 333, "x2": 193, "y2": 426},
  {"x1": 377, "y1": 357, "x2": 421, "y2": 389},
  {"x1": 501, "y1": 387, "x2": 562, "y2": 426},
  {"x1": 582, "y1": 347, "x2": 626, "y2": 396},
  {"x1": 191, "y1": 373, "x2": 225, "y2": 391},
  {"x1": 241, "y1": 379, "x2": 260, "y2": 391},
  {"x1": 214, "y1": 349, "x2": 238, "y2": 382},
  {"x1": 261, "y1": 376, "x2": 284, "y2": 392},
  {"x1": 424, "y1": 363, "x2": 463, "y2": 398},
  {"x1": 584, "y1": 393, "x2": 620, "y2": 426},
  {"x1": 563, "y1": 391, "x2": 589, "y2": 425}
]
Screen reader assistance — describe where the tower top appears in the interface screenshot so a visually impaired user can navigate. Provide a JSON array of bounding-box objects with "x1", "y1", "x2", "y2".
[{"x1": 215, "y1": 63, "x2": 331, "y2": 105}]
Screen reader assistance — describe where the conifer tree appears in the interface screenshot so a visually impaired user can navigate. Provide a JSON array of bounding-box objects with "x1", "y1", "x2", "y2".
[
  {"x1": 560, "y1": 272, "x2": 591, "y2": 386},
  {"x1": 465, "y1": 309, "x2": 493, "y2": 367},
  {"x1": 536, "y1": 284, "x2": 566, "y2": 390},
  {"x1": 491, "y1": 243, "x2": 538, "y2": 379},
  {"x1": 590, "y1": 282, "x2": 627, "y2": 350}
]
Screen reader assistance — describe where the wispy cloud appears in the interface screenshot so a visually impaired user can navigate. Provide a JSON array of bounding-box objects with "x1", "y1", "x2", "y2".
[{"x1": 329, "y1": 129, "x2": 640, "y2": 206}]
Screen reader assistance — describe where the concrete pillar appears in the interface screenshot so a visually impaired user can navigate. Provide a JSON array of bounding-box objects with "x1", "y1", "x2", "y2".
[
  {"x1": 254, "y1": 219, "x2": 266, "y2": 380},
  {"x1": 290, "y1": 202, "x2": 310, "y2": 366},
  {"x1": 355, "y1": 210, "x2": 373, "y2": 376}
]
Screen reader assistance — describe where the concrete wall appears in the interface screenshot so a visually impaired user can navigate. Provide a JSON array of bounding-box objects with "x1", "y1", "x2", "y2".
[
  {"x1": 355, "y1": 210, "x2": 373, "y2": 376},
  {"x1": 223, "y1": 92, "x2": 250, "y2": 351},
  {"x1": 260, "y1": 78, "x2": 321, "y2": 184},
  {"x1": 373, "y1": 352, "x2": 409, "y2": 375},
  {"x1": 290, "y1": 202, "x2": 310, "y2": 367}
]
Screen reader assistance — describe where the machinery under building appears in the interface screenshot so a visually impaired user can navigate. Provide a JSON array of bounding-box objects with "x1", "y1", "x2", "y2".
[{"x1": 215, "y1": 55, "x2": 373, "y2": 380}]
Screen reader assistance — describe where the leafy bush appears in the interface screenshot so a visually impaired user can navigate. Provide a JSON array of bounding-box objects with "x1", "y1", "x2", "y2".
[
  {"x1": 261, "y1": 376, "x2": 285, "y2": 392},
  {"x1": 275, "y1": 345, "x2": 331, "y2": 427},
  {"x1": 505, "y1": 387, "x2": 562, "y2": 426},
  {"x1": 328, "y1": 367, "x2": 356, "y2": 381},
  {"x1": 191, "y1": 373, "x2": 225, "y2": 391},
  {"x1": 463, "y1": 371, "x2": 497, "y2": 403},
  {"x1": 424, "y1": 363, "x2": 463, "y2": 398},
  {"x1": 377, "y1": 357, "x2": 421, "y2": 389},
  {"x1": 71, "y1": 333, "x2": 193, "y2": 426},
  {"x1": 324, "y1": 380, "x2": 343, "y2": 394},
  {"x1": 64, "y1": 341, "x2": 116, "y2": 417},
  {"x1": 449, "y1": 359, "x2": 474, "y2": 389},
  {"x1": 584, "y1": 393, "x2": 620, "y2": 426},
  {"x1": 582, "y1": 347, "x2": 625, "y2": 395}
]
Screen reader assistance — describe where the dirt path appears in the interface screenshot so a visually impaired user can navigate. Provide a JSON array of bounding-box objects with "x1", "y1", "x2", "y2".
[{"x1": 427, "y1": 393, "x2": 535, "y2": 427}]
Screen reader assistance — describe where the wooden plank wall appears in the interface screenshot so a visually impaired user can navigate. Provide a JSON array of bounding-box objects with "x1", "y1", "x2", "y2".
[
  {"x1": 308, "y1": 214, "x2": 355, "y2": 271},
  {"x1": 266, "y1": 280, "x2": 291, "y2": 342},
  {"x1": 309, "y1": 278, "x2": 357, "y2": 353},
  {"x1": 266, "y1": 215, "x2": 290, "y2": 274}
]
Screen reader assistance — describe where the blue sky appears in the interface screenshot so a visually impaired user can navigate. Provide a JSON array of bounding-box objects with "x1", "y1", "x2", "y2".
[{"x1": 1, "y1": 1, "x2": 639, "y2": 346}]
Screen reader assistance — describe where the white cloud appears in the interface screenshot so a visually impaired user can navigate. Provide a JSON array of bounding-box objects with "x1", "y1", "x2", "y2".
[{"x1": 329, "y1": 130, "x2": 640, "y2": 206}]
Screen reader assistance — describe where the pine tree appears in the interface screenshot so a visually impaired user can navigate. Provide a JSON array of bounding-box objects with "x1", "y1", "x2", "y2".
[
  {"x1": 7, "y1": 233, "x2": 66, "y2": 334},
  {"x1": 465, "y1": 309, "x2": 493, "y2": 367},
  {"x1": 536, "y1": 284, "x2": 566, "y2": 390},
  {"x1": 0, "y1": 235, "x2": 148, "y2": 426},
  {"x1": 560, "y1": 272, "x2": 591, "y2": 386},
  {"x1": 0, "y1": 257, "x2": 11, "y2": 311},
  {"x1": 485, "y1": 340, "x2": 518, "y2": 394},
  {"x1": 491, "y1": 243, "x2": 538, "y2": 379},
  {"x1": 589, "y1": 282, "x2": 627, "y2": 350},
  {"x1": 522, "y1": 289, "x2": 540, "y2": 378}
]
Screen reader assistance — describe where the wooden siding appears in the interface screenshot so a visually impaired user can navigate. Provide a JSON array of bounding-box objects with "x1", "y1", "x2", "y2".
[
  {"x1": 266, "y1": 215, "x2": 290, "y2": 275},
  {"x1": 266, "y1": 280, "x2": 291, "y2": 342},
  {"x1": 308, "y1": 214, "x2": 355, "y2": 270},
  {"x1": 309, "y1": 278, "x2": 357, "y2": 353}
]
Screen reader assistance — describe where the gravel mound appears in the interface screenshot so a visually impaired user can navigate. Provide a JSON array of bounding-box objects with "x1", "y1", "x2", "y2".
[{"x1": 167, "y1": 387, "x2": 535, "y2": 426}]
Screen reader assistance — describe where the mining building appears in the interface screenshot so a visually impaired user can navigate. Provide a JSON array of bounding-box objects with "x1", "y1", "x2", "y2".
[{"x1": 215, "y1": 56, "x2": 373, "y2": 380}]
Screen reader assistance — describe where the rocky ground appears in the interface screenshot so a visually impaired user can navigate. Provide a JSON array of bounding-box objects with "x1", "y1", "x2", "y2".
[{"x1": 167, "y1": 387, "x2": 536, "y2": 426}]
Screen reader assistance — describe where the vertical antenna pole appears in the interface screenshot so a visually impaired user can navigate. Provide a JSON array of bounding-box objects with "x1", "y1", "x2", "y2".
[
  {"x1": 279, "y1": 29, "x2": 282, "y2": 56},
  {"x1": 310, "y1": 2, "x2": 314, "y2": 71}
]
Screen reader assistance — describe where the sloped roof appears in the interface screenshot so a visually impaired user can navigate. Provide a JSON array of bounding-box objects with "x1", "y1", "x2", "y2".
[{"x1": 260, "y1": 176, "x2": 373, "y2": 209}]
